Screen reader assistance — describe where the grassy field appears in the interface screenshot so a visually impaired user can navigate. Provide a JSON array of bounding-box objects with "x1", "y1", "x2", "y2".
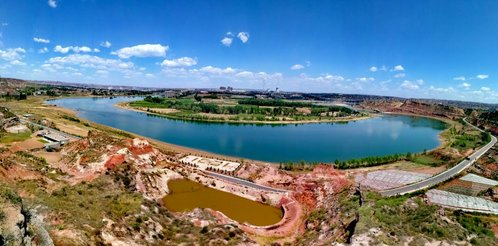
[
  {"x1": 409, "y1": 154, "x2": 444, "y2": 167},
  {"x1": 351, "y1": 192, "x2": 497, "y2": 245},
  {"x1": 0, "y1": 131, "x2": 32, "y2": 143}
]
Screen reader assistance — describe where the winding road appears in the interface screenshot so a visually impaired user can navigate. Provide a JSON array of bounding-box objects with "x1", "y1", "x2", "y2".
[
  {"x1": 204, "y1": 171, "x2": 288, "y2": 193},
  {"x1": 380, "y1": 118, "x2": 497, "y2": 197}
]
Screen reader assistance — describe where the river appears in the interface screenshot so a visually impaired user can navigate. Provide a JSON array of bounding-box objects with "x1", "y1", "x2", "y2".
[{"x1": 48, "y1": 97, "x2": 447, "y2": 163}]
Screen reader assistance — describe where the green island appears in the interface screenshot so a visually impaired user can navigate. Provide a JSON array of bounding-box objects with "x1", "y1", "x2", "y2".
[{"x1": 124, "y1": 95, "x2": 369, "y2": 124}]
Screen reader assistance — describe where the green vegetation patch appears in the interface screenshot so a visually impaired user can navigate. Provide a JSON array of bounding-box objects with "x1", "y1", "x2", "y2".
[
  {"x1": 18, "y1": 177, "x2": 143, "y2": 229},
  {"x1": 0, "y1": 131, "x2": 32, "y2": 143},
  {"x1": 130, "y1": 96, "x2": 360, "y2": 123},
  {"x1": 61, "y1": 114, "x2": 80, "y2": 123},
  {"x1": 410, "y1": 154, "x2": 444, "y2": 167},
  {"x1": 355, "y1": 192, "x2": 497, "y2": 245},
  {"x1": 455, "y1": 211, "x2": 494, "y2": 238},
  {"x1": 0, "y1": 107, "x2": 16, "y2": 118},
  {"x1": 334, "y1": 153, "x2": 411, "y2": 169}
]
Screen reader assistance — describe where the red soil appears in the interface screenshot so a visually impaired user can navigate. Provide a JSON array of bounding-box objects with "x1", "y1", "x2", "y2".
[{"x1": 104, "y1": 154, "x2": 126, "y2": 169}]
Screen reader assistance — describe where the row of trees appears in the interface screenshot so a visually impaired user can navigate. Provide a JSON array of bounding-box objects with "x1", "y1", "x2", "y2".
[
  {"x1": 239, "y1": 98, "x2": 355, "y2": 114},
  {"x1": 142, "y1": 96, "x2": 356, "y2": 117},
  {"x1": 279, "y1": 161, "x2": 320, "y2": 171},
  {"x1": 334, "y1": 153, "x2": 412, "y2": 169},
  {"x1": 277, "y1": 153, "x2": 415, "y2": 170}
]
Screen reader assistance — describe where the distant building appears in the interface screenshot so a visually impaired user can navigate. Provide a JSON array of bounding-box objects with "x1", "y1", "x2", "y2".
[{"x1": 162, "y1": 90, "x2": 176, "y2": 98}]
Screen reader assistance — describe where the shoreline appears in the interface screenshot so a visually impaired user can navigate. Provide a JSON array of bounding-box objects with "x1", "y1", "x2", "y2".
[
  {"x1": 383, "y1": 111, "x2": 458, "y2": 152},
  {"x1": 44, "y1": 97, "x2": 454, "y2": 166},
  {"x1": 119, "y1": 101, "x2": 452, "y2": 157},
  {"x1": 44, "y1": 100, "x2": 275, "y2": 165},
  {"x1": 116, "y1": 101, "x2": 376, "y2": 125}
]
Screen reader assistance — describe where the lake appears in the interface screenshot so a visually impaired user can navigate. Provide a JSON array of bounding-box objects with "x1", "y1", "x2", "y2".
[
  {"x1": 163, "y1": 179, "x2": 283, "y2": 226},
  {"x1": 49, "y1": 97, "x2": 447, "y2": 163}
]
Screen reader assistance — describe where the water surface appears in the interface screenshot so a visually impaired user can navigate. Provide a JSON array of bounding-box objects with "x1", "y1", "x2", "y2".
[
  {"x1": 49, "y1": 97, "x2": 447, "y2": 162},
  {"x1": 163, "y1": 179, "x2": 283, "y2": 226}
]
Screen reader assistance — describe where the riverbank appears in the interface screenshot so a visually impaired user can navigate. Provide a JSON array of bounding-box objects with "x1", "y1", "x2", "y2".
[
  {"x1": 383, "y1": 111, "x2": 456, "y2": 152},
  {"x1": 43, "y1": 97, "x2": 453, "y2": 166},
  {"x1": 116, "y1": 101, "x2": 375, "y2": 125}
]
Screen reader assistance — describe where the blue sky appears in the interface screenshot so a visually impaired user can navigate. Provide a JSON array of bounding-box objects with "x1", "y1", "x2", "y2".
[{"x1": 0, "y1": 0, "x2": 498, "y2": 102}]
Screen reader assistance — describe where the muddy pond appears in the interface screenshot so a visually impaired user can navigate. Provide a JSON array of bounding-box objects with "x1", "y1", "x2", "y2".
[{"x1": 162, "y1": 179, "x2": 283, "y2": 226}]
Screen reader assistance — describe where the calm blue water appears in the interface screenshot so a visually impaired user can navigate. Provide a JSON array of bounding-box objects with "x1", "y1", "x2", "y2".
[{"x1": 49, "y1": 97, "x2": 447, "y2": 163}]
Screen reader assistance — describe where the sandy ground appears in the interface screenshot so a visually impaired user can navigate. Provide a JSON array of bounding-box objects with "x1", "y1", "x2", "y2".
[
  {"x1": 10, "y1": 137, "x2": 45, "y2": 152},
  {"x1": 55, "y1": 122, "x2": 89, "y2": 137},
  {"x1": 33, "y1": 151, "x2": 63, "y2": 164}
]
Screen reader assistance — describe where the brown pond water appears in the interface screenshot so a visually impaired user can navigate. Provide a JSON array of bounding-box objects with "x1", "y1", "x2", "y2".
[{"x1": 163, "y1": 179, "x2": 283, "y2": 226}]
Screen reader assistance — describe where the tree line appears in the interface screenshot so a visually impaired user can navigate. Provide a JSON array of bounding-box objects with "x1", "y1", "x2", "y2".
[{"x1": 142, "y1": 96, "x2": 356, "y2": 117}]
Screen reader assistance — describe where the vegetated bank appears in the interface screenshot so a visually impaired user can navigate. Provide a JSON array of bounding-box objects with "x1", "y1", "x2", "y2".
[
  {"x1": 124, "y1": 95, "x2": 369, "y2": 124},
  {"x1": 279, "y1": 115, "x2": 490, "y2": 171}
]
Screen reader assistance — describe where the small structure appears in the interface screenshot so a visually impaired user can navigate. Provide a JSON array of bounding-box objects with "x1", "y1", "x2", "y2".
[
  {"x1": 43, "y1": 132, "x2": 70, "y2": 145},
  {"x1": 180, "y1": 155, "x2": 241, "y2": 175},
  {"x1": 36, "y1": 130, "x2": 70, "y2": 150}
]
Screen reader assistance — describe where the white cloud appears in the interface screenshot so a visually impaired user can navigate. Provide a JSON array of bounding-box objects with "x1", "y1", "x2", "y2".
[
  {"x1": 429, "y1": 86, "x2": 455, "y2": 93},
  {"x1": 161, "y1": 57, "x2": 197, "y2": 68},
  {"x1": 357, "y1": 77, "x2": 374, "y2": 82},
  {"x1": 54, "y1": 45, "x2": 98, "y2": 54},
  {"x1": 235, "y1": 71, "x2": 253, "y2": 78},
  {"x1": 74, "y1": 46, "x2": 92, "y2": 53},
  {"x1": 394, "y1": 73, "x2": 406, "y2": 78},
  {"x1": 221, "y1": 37, "x2": 233, "y2": 47},
  {"x1": 369, "y1": 66, "x2": 378, "y2": 72},
  {"x1": 54, "y1": 45, "x2": 70, "y2": 54},
  {"x1": 453, "y1": 76, "x2": 466, "y2": 81},
  {"x1": 481, "y1": 86, "x2": 491, "y2": 92},
  {"x1": 290, "y1": 64, "x2": 304, "y2": 70},
  {"x1": 10, "y1": 60, "x2": 26, "y2": 66},
  {"x1": 393, "y1": 65, "x2": 405, "y2": 71},
  {"x1": 33, "y1": 37, "x2": 50, "y2": 44},
  {"x1": 476, "y1": 74, "x2": 489, "y2": 80},
  {"x1": 114, "y1": 44, "x2": 168, "y2": 59},
  {"x1": 460, "y1": 82, "x2": 471, "y2": 89},
  {"x1": 100, "y1": 41, "x2": 112, "y2": 48},
  {"x1": 0, "y1": 48, "x2": 25, "y2": 61},
  {"x1": 198, "y1": 66, "x2": 236, "y2": 75},
  {"x1": 237, "y1": 32, "x2": 250, "y2": 43},
  {"x1": 145, "y1": 73, "x2": 155, "y2": 78},
  {"x1": 96, "y1": 70, "x2": 108, "y2": 75},
  {"x1": 48, "y1": 0, "x2": 57, "y2": 8},
  {"x1": 38, "y1": 47, "x2": 49, "y2": 54},
  {"x1": 416, "y1": 79, "x2": 424, "y2": 85},
  {"x1": 400, "y1": 80, "x2": 419, "y2": 90},
  {"x1": 47, "y1": 54, "x2": 134, "y2": 72},
  {"x1": 301, "y1": 73, "x2": 345, "y2": 82},
  {"x1": 380, "y1": 65, "x2": 388, "y2": 71}
]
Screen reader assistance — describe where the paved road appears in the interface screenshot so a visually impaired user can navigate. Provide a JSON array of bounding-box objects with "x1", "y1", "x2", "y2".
[
  {"x1": 204, "y1": 171, "x2": 288, "y2": 193},
  {"x1": 380, "y1": 118, "x2": 497, "y2": 197}
]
